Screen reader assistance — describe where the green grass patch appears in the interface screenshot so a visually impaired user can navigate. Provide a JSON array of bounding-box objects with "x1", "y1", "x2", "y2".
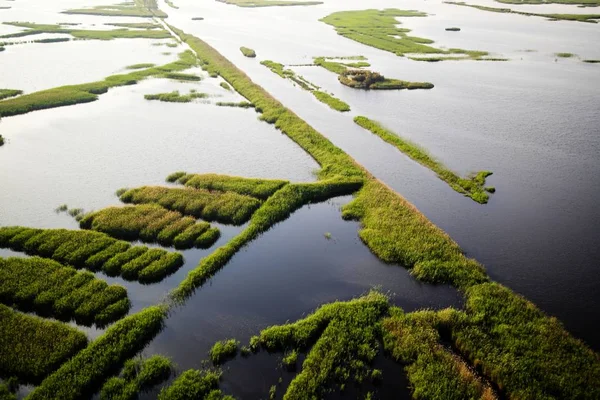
[
  {"x1": 215, "y1": 101, "x2": 254, "y2": 108},
  {"x1": 0, "y1": 51, "x2": 196, "y2": 118},
  {"x1": 29, "y1": 305, "x2": 167, "y2": 400},
  {"x1": 63, "y1": 0, "x2": 167, "y2": 18},
  {"x1": 340, "y1": 70, "x2": 434, "y2": 90},
  {"x1": 106, "y1": 22, "x2": 161, "y2": 29},
  {"x1": 0, "y1": 89, "x2": 22, "y2": 100},
  {"x1": 240, "y1": 46, "x2": 256, "y2": 57},
  {"x1": 166, "y1": 0, "x2": 179, "y2": 9},
  {"x1": 158, "y1": 369, "x2": 232, "y2": 399},
  {"x1": 218, "y1": 0, "x2": 322, "y2": 7},
  {"x1": 163, "y1": 72, "x2": 202, "y2": 81},
  {"x1": 556, "y1": 52, "x2": 576, "y2": 57},
  {"x1": 0, "y1": 304, "x2": 87, "y2": 383},
  {"x1": 100, "y1": 355, "x2": 173, "y2": 400},
  {"x1": 219, "y1": 81, "x2": 231, "y2": 90},
  {"x1": 79, "y1": 204, "x2": 218, "y2": 249},
  {"x1": 0, "y1": 256, "x2": 129, "y2": 326},
  {"x1": 260, "y1": 59, "x2": 293, "y2": 78},
  {"x1": 320, "y1": 9, "x2": 490, "y2": 61},
  {"x1": 0, "y1": 22, "x2": 171, "y2": 40},
  {"x1": 354, "y1": 116, "x2": 492, "y2": 203},
  {"x1": 144, "y1": 90, "x2": 208, "y2": 102},
  {"x1": 494, "y1": 0, "x2": 600, "y2": 6},
  {"x1": 583, "y1": 59, "x2": 600, "y2": 63},
  {"x1": 312, "y1": 90, "x2": 350, "y2": 112},
  {"x1": 446, "y1": 2, "x2": 600, "y2": 23},
  {"x1": 120, "y1": 185, "x2": 262, "y2": 225},
  {"x1": 209, "y1": 339, "x2": 239, "y2": 364},
  {"x1": 126, "y1": 63, "x2": 156, "y2": 69},
  {"x1": 175, "y1": 173, "x2": 289, "y2": 200},
  {"x1": 0, "y1": 226, "x2": 178, "y2": 282},
  {"x1": 33, "y1": 38, "x2": 70, "y2": 43}
]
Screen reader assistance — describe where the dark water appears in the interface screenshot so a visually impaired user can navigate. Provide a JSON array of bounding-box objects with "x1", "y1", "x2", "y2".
[{"x1": 137, "y1": 196, "x2": 461, "y2": 398}]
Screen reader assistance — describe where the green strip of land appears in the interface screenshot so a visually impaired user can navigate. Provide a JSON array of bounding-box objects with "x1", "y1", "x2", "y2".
[
  {"x1": 63, "y1": 0, "x2": 167, "y2": 18},
  {"x1": 217, "y1": 0, "x2": 322, "y2": 7},
  {"x1": 447, "y1": 2, "x2": 600, "y2": 23},
  {"x1": 0, "y1": 22, "x2": 171, "y2": 40}
]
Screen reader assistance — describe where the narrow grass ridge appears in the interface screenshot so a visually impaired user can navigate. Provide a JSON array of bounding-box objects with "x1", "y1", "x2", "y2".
[
  {"x1": 100, "y1": 355, "x2": 173, "y2": 400},
  {"x1": 63, "y1": 0, "x2": 167, "y2": 18},
  {"x1": 446, "y1": 2, "x2": 600, "y2": 23},
  {"x1": 0, "y1": 304, "x2": 87, "y2": 384},
  {"x1": 218, "y1": 0, "x2": 322, "y2": 7},
  {"x1": 28, "y1": 305, "x2": 168, "y2": 400},
  {"x1": 354, "y1": 116, "x2": 493, "y2": 203},
  {"x1": 144, "y1": 90, "x2": 208, "y2": 103},
  {"x1": 240, "y1": 46, "x2": 256, "y2": 57},
  {"x1": 0, "y1": 22, "x2": 171, "y2": 40},
  {"x1": 157, "y1": 369, "x2": 232, "y2": 399},
  {"x1": 79, "y1": 204, "x2": 220, "y2": 250},
  {"x1": 0, "y1": 226, "x2": 181, "y2": 283},
  {"x1": 120, "y1": 185, "x2": 262, "y2": 225},
  {"x1": 0, "y1": 257, "x2": 130, "y2": 326},
  {"x1": 312, "y1": 91, "x2": 350, "y2": 112},
  {"x1": 174, "y1": 173, "x2": 289, "y2": 200}
]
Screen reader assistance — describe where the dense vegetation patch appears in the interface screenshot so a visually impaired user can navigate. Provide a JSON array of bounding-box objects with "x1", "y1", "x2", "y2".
[
  {"x1": 0, "y1": 256, "x2": 129, "y2": 326},
  {"x1": 556, "y1": 52, "x2": 576, "y2": 58},
  {"x1": 120, "y1": 185, "x2": 262, "y2": 225},
  {"x1": 144, "y1": 90, "x2": 208, "y2": 103},
  {"x1": 63, "y1": 0, "x2": 167, "y2": 18},
  {"x1": 240, "y1": 46, "x2": 256, "y2": 57},
  {"x1": 354, "y1": 116, "x2": 493, "y2": 203},
  {"x1": 126, "y1": 63, "x2": 156, "y2": 69},
  {"x1": 158, "y1": 369, "x2": 232, "y2": 399},
  {"x1": 311, "y1": 90, "x2": 350, "y2": 111},
  {"x1": 217, "y1": 0, "x2": 322, "y2": 7},
  {"x1": 446, "y1": 2, "x2": 600, "y2": 23},
  {"x1": 0, "y1": 51, "x2": 196, "y2": 118},
  {"x1": 29, "y1": 305, "x2": 167, "y2": 400},
  {"x1": 173, "y1": 173, "x2": 289, "y2": 200},
  {"x1": 163, "y1": 72, "x2": 202, "y2": 81},
  {"x1": 215, "y1": 101, "x2": 254, "y2": 108},
  {"x1": 0, "y1": 227, "x2": 180, "y2": 283},
  {"x1": 209, "y1": 339, "x2": 239, "y2": 364},
  {"x1": 320, "y1": 9, "x2": 490, "y2": 60},
  {"x1": 219, "y1": 82, "x2": 231, "y2": 90},
  {"x1": 0, "y1": 22, "x2": 171, "y2": 40},
  {"x1": 0, "y1": 89, "x2": 22, "y2": 100},
  {"x1": 313, "y1": 56, "x2": 371, "y2": 74},
  {"x1": 79, "y1": 204, "x2": 220, "y2": 250},
  {"x1": 0, "y1": 304, "x2": 87, "y2": 383},
  {"x1": 340, "y1": 70, "x2": 434, "y2": 90},
  {"x1": 100, "y1": 355, "x2": 173, "y2": 400}
]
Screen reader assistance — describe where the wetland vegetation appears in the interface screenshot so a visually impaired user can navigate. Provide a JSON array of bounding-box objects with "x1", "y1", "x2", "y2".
[
  {"x1": 354, "y1": 116, "x2": 493, "y2": 203},
  {"x1": 447, "y1": 2, "x2": 600, "y2": 23},
  {"x1": 63, "y1": 0, "x2": 167, "y2": 18},
  {"x1": 217, "y1": 0, "x2": 322, "y2": 7},
  {"x1": 239, "y1": 46, "x2": 256, "y2": 57},
  {"x1": 144, "y1": 90, "x2": 209, "y2": 102},
  {"x1": 0, "y1": 22, "x2": 171, "y2": 40},
  {"x1": 0, "y1": 89, "x2": 22, "y2": 100},
  {"x1": 100, "y1": 355, "x2": 173, "y2": 400},
  {"x1": 340, "y1": 70, "x2": 434, "y2": 90}
]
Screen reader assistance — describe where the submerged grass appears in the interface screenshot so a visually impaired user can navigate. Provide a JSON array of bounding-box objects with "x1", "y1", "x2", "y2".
[
  {"x1": 29, "y1": 305, "x2": 168, "y2": 400},
  {"x1": 354, "y1": 116, "x2": 492, "y2": 203},
  {"x1": 0, "y1": 304, "x2": 87, "y2": 383},
  {"x1": 446, "y1": 2, "x2": 600, "y2": 23},
  {"x1": 320, "y1": 9, "x2": 490, "y2": 61},
  {"x1": 144, "y1": 90, "x2": 208, "y2": 103},
  {"x1": 0, "y1": 226, "x2": 178, "y2": 283},
  {"x1": 79, "y1": 204, "x2": 219, "y2": 249},
  {"x1": 240, "y1": 46, "x2": 256, "y2": 57},
  {"x1": 100, "y1": 355, "x2": 173, "y2": 400},
  {"x1": 120, "y1": 185, "x2": 262, "y2": 225},
  {"x1": 0, "y1": 51, "x2": 196, "y2": 117},
  {"x1": 0, "y1": 256, "x2": 129, "y2": 326}
]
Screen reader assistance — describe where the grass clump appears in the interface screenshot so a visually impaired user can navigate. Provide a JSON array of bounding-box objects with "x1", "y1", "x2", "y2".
[
  {"x1": 0, "y1": 51, "x2": 197, "y2": 118},
  {"x1": 209, "y1": 339, "x2": 239, "y2": 364},
  {"x1": 158, "y1": 369, "x2": 232, "y2": 399},
  {"x1": 145, "y1": 90, "x2": 208, "y2": 103},
  {"x1": 126, "y1": 63, "x2": 156, "y2": 69},
  {"x1": 163, "y1": 72, "x2": 202, "y2": 81},
  {"x1": 79, "y1": 204, "x2": 219, "y2": 249},
  {"x1": 0, "y1": 304, "x2": 87, "y2": 383},
  {"x1": 257, "y1": 291, "x2": 389, "y2": 398},
  {"x1": 218, "y1": 0, "x2": 322, "y2": 7},
  {"x1": 260, "y1": 60, "x2": 295, "y2": 78},
  {"x1": 282, "y1": 349, "x2": 298, "y2": 371},
  {"x1": 312, "y1": 90, "x2": 350, "y2": 112},
  {"x1": 176, "y1": 173, "x2": 288, "y2": 200},
  {"x1": 556, "y1": 52, "x2": 575, "y2": 58},
  {"x1": 240, "y1": 46, "x2": 256, "y2": 57},
  {"x1": 354, "y1": 116, "x2": 492, "y2": 203},
  {"x1": 100, "y1": 355, "x2": 173, "y2": 400},
  {"x1": 320, "y1": 9, "x2": 490, "y2": 60},
  {"x1": 0, "y1": 226, "x2": 177, "y2": 282},
  {"x1": 29, "y1": 305, "x2": 167, "y2": 400},
  {"x1": 120, "y1": 185, "x2": 262, "y2": 225},
  {"x1": 0, "y1": 89, "x2": 22, "y2": 100},
  {"x1": 446, "y1": 27, "x2": 461, "y2": 31},
  {"x1": 0, "y1": 256, "x2": 129, "y2": 326},
  {"x1": 446, "y1": 2, "x2": 600, "y2": 23},
  {"x1": 215, "y1": 101, "x2": 254, "y2": 108},
  {"x1": 340, "y1": 70, "x2": 434, "y2": 90},
  {"x1": 219, "y1": 81, "x2": 231, "y2": 90}
]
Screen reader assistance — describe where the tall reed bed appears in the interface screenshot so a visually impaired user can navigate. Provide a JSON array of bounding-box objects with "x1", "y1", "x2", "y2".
[{"x1": 0, "y1": 257, "x2": 129, "y2": 326}]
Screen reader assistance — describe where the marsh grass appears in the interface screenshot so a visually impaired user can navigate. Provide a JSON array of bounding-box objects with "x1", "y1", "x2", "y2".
[
  {"x1": 219, "y1": 81, "x2": 231, "y2": 90},
  {"x1": 106, "y1": 22, "x2": 161, "y2": 29},
  {"x1": 126, "y1": 63, "x2": 156, "y2": 69},
  {"x1": 312, "y1": 90, "x2": 350, "y2": 112},
  {"x1": 240, "y1": 46, "x2": 256, "y2": 57},
  {"x1": 0, "y1": 256, "x2": 129, "y2": 325},
  {"x1": 29, "y1": 305, "x2": 168, "y2": 400},
  {"x1": 144, "y1": 90, "x2": 208, "y2": 102},
  {"x1": 0, "y1": 226, "x2": 177, "y2": 282},
  {"x1": 120, "y1": 185, "x2": 262, "y2": 225},
  {"x1": 80, "y1": 204, "x2": 217, "y2": 250},
  {"x1": 0, "y1": 51, "x2": 197, "y2": 117},
  {"x1": 100, "y1": 355, "x2": 173, "y2": 400},
  {"x1": 215, "y1": 101, "x2": 254, "y2": 108},
  {"x1": 320, "y1": 9, "x2": 490, "y2": 61},
  {"x1": 162, "y1": 72, "x2": 201, "y2": 81},
  {"x1": 556, "y1": 52, "x2": 575, "y2": 57},
  {"x1": 176, "y1": 173, "x2": 288, "y2": 200},
  {"x1": 340, "y1": 70, "x2": 434, "y2": 90},
  {"x1": 218, "y1": 0, "x2": 322, "y2": 7},
  {"x1": 158, "y1": 369, "x2": 232, "y2": 399},
  {"x1": 209, "y1": 339, "x2": 239, "y2": 364},
  {"x1": 0, "y1": 89, "x2": 22, "y2": 100},
  {"x1": 63, "y1": 0, "x2": 167, "y2": 18},
  {"x1": 446, "y1": 2, "x2": 600, "y2": 23},
  {"x1": 0, "y1": 135, "x2": 4, "y2": 146},
  {"x1": 0, "y1": 22, "x2": 171, "y2": 40},
  {"x1": 0, "y1": 304, "x2": 87, "y2": 383},
  {"x1": 446, "y1": 27, "x2": 461, "y2": 31},
  {"x1": 354, "y1": 116, "x2": 492, "y2": 203}
]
